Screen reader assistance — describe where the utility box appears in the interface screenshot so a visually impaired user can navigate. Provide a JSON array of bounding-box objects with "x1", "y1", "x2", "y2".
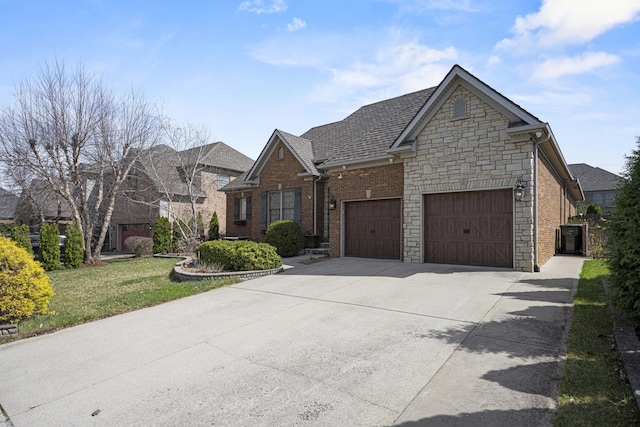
[{"x1": 560, "y1": 224, "x2": 583, "y2": 254}]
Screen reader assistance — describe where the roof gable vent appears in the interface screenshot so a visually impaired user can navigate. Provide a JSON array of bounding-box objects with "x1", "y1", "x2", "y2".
[{"x1": 452, "y1": 97, "x2": 467, "y2": 119}]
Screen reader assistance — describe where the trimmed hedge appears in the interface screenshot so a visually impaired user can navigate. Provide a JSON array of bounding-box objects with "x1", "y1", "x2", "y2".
[
  {"x1": 0, "y1": 237, "x2": 54, "y2": 323},
  {"x1": 196, "y1": 240, "x2": 282, "y2": 272},
  {"x1": 264, "y1": 220, "x2": 303, "y2": 257}
]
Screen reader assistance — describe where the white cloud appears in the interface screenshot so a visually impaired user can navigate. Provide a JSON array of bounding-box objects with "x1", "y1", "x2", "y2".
[
  {"x1": 287, "y1": 17, "x2": 306, "y2": 32},
  {"x1": 487, "y1": 55, "x2": 501, "y2": 67},
  {"x1": 385, "y1": 0, "x2": 479, "y2": 13},
  {"x1": 498, "y1": 0, "x2": 640, "y2": 50},
  {"x1": 238, "y1": 0, "x2": 286, "y2": 14},
  {"x1": 532, "y1": 51, "x2": 620, "y2": 80},
  {"x1": 312, "y1": 41, "x2": 458, "y2": 104}
]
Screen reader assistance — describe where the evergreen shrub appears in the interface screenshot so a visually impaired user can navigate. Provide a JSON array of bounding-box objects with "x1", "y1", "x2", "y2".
[
  {"x1": 64, "y1": 223, "x2": 84, "y2": 268},
  {"x1": 208, "y1": 212, "x2": 220, "y2": 241},
  {"x1": 39, "y1": 223, "x2": 61, "y2": 271},
  {"x1": 153, "y1": 216, "x2": 172, "y2": 254},
  {"x1": 607, "y1": 137, "x2": 640, "y2": 325},
  {"x1": 0, "y1": 237, "x2": 53, "y2": 323},
  {"x1": 264, "y1": 220, "x2": 303, "y2": 257},
  {"x1": 10, "y1": 224, "x2": 32, "y2": 255}
]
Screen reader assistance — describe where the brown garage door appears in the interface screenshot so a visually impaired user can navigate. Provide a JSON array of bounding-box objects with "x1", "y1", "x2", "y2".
[
  {"x1": 345, "y1": 198, "x2": 401, "y2": 259},
  {"x1": 424, "y1": 190, "x2": 513, "y2": 268}
]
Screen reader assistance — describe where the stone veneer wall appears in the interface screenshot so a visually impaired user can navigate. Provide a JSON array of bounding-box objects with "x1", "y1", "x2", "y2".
[{"x1": 403, "y1": 85, "x2": 536, "y2": 271}]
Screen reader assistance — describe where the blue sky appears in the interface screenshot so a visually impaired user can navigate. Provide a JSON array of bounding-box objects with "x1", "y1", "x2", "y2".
[{"x1": 1, "y1": 0, "x2": 639, "y2": 174}]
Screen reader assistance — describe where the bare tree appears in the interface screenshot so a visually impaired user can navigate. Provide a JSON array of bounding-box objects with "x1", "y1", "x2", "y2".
[
  {"x1": 127, "y1": 122, "x2": 216, "y2": 252},
  {"x1": 0, "y1": 61, "x2": 161, "y2": 263}
]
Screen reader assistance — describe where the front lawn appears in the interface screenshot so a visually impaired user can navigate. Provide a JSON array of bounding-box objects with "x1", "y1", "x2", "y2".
[
  {"x1": 3, "y1": 257, "x2": 239, "y2": 341},
  {"x1": 554, "y1": 259, "x2": 640, "y2": 426}
]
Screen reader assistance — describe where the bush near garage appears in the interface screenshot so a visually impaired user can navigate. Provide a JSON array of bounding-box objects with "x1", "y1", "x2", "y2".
[
  {"x1": 196, "y1": 240, "x2": 281, "y2": 272},
  {"x1": 64, "y1": 223, "x2": 84, "y2": 268},
  {"x1": 39, "y1": 223, "x2": 61, "y2": 271},
  {"x1": 0, "y1": 237, "x2": 53, "y2": 323},
  {"x1": 124, "y1": 236, "x2": 154, "y2": 258},
  {"x1": 10, "y1": 224, "x2": 33, "y2": 255},
  {"x1": 264, "y1": 220, "x2": 303, "y2": 257}
]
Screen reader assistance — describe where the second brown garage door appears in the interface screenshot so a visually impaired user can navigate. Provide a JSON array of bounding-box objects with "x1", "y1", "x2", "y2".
[
  {"x1": 344, "y1": 198, "x2": 401, "y2": 259},
  {"x1": 424, "y1": 190, "x2": 513, "y2": 268}
]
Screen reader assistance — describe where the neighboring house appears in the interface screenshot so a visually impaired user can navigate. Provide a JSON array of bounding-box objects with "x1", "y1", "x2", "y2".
[
  {"x1": 109, "y1": 141, "x2": 254, "y2": 251},
  {"x1": 0, "y1": 187, "x2": 19, "y2": 224},
  {"x1": 568, "y1": 163, "x2": 621, "y2": 213},
  {"x1": 14, "y1": 179, "x2": 74, "y2": 232},
  {"x1": 222, "y1": 65, "x2": 583, "y2": 272}
]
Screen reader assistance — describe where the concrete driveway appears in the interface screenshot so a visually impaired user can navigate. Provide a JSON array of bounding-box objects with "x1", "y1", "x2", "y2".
[{"x1": 0, "y1": 256, "x2": 583, "y2": 426}]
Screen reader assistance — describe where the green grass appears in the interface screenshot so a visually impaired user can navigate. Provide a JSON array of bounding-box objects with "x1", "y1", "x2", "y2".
[
  {"x1": 3, "y1": 257, "x2": 239, "y2": 341},
  {"x1": 554, "y1": 259, "x2": 640, "y2": 426}
]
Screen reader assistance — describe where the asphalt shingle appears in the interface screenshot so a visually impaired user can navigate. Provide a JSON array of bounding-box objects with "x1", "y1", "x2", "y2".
[{"x1": 568, "y1": 163, "x2": 621, "y2": 192}]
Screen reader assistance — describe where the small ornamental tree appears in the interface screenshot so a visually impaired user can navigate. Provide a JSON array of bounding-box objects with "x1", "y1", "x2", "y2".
[
  {"x1": 607, "y1": 136, "x2": 640, "y2": 325},
  {"x1": 172, "y1": 218, "x2": 188, "y2": 252},
  {"x1": 64, "y1": 223, "x2": 84, "y2": 268},
  {"x1": 208, "y1": 212, "x2": 220, "y2": 241},
  {"x1": 196, "y1": 211, "x2": 206, "y2": 241},
  {"x1": 39, "y1": 223, "x2": 61, "y2": 271},
  {"x1": 586, "y1": 203, "x2": 603, "y2": 216},
  {"x1": 153, "y1": 216, "x2": 172, "y2": 254},
  {"x1": 10, "y1": 224, "x2": 32, "y2": 255},
  {"x1": 0, "y1": 237, "x2": 54, "y2": 323},
  {"x1": 124, "y1": 236, "x2": 154, "y2": 257}
]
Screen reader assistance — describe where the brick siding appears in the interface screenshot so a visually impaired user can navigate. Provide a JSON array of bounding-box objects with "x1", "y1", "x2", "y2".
[
  {"x1": 225, "y1": 140, "x2": 322, "y2": 241},
  {"x1": 327, "y1": 163, "x2": 404, "y2": 257},
  {"x1": 537, "y1": 153, "x2": 576, "y2": 265}
]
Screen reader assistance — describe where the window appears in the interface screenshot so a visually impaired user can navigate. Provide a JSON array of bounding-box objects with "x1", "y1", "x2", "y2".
[
  {"x1": 260, "y1": 188, "x2": 301, "y2": 230},
  {"x1": 452, "y1": 97, "x2": 467, "y2": 119},
  {"x1": 605, "y1": 191, "x2": 616, "y2": 208},
  {"x1": 217, "y1": 174, "x2": 230, "y2": 190},
  {"x1": 233, "y1": 196, "x2": 251, "y2": 221},
  {"x1": 591, "y1": 192, "x2": 604, "y2": 207},
  {"x1": 268, "y1": 189, "x2": 295, "y2": 224},
  {"x1": 278, "y1": 147, "x2": 284, "y2": 159}
]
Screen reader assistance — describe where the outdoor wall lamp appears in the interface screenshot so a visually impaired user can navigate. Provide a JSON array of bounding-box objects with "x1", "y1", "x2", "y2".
[
  {"x1": 329, "y1": 196, "x2": 337, "y2": 210},
  {"x1": 514, "y1": 179, "x2": 526, "y2": 201}
]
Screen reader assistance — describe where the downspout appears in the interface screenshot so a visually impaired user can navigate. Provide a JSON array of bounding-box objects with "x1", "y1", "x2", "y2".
[
  {"x1": 534, "y1": 141, "x2": 540, "y2": 272},
  {"x1": 313, "y1": 174, "x2": 322, "y2": 236}
]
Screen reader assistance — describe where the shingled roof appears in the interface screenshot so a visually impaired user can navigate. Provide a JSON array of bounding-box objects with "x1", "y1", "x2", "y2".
[
  {"x1": 302, "y1": 87, "x2": 436, "y2": 165},
  {"x1": 140, "y1": 142, "x2": 254, "y2": 197},
  {"x1": 0, "y1": 187, "x2": 18, "y2": 220},
  {"x1": 179, "y1": 141, "x2": 254, "y2": 173},
  {"x1": 568, "y1": 163, "x2": 622, "y2": 192}
]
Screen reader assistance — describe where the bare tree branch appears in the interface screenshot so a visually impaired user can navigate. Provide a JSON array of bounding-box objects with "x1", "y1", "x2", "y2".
[{"x1": 0, "y1": 60, "x2": 161, "y2": 264}]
